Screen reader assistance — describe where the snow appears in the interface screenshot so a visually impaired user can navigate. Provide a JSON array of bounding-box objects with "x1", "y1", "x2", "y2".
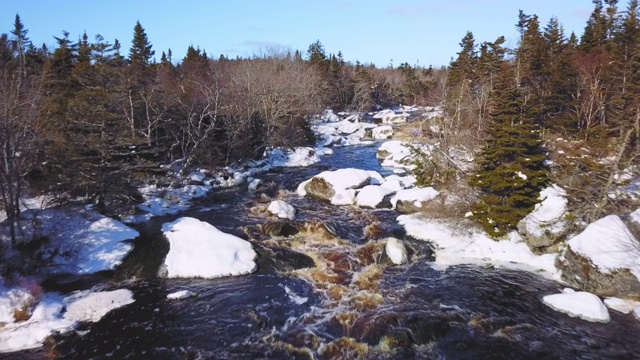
[
  {"x1": 167, "y1": 290, "x2": 197, "y2": 300},
  {"x1": 321, "y1": 109, "x2": 340, "y2": 122},
  {"x1": 542, "y1": 291, "x2": 610, "y2": 323},
  {"x1": 604, "y1": 297, "x2": 640, "y2": 314},
  {"x1": 385, "y1": 237, "x2": 408, "y2": 265},
  {"x1": 315, "y1": 168, "x2": 371, "y2": 191},
  {"x1": 0, "y1": 285, "x2": 136, "y2": 353},
  {"x1": 371, "y1": 125, "x2": 394, "y2": 139},
  {"x1": 337, "y1": 119, "x2": 360, "y2": 134},
  {"x1": 297, "y1": 179, "x2": 311, "y2": 197},
  {"x1": 330, "y1": 189, "x2": 357, "y2": 206},
  {"x1": 267, "y1": 200, "x2": 296, "y2": 220},
  {"x1": 64, "y1": 289, "x2": 135, "y2": 323},
  {"x1": 17, "y1": 210, "x2": 139, "y2": 275},
  {"x1": 391, "y1": 187, "x2": 439, "y2": 209},
  {"x1": 380, "y1": 178, "x2": 404, "y2": 192},
  {"x1": 355, "y1": 185, "x2": 395, "y2": 208},
  {"x1": 265, "y1": 147, "x2": 320, "y2": 167},
  {"x1": 398, "y1": 214, "x2": 560, "y2": 278},
  {"x1": 0, "y1": 294, "x2": 73, "y2": 353},
  {"x1": 161, "y1": 217, "x2": 257, "y2": 278},
  {"x1": 567, "y1": 215, "x2": 640, "y2": 281},
  {"x1": 372, "y1": 109, "x2": 409, "y2": 124},
  {"x1": 377, "y1": 141, "x2": 411, "y2": 162},
  {"x1": 520, "y1": 184, "x2": 568, "y2": 238},
  {"x1": 516, "y1": 171, "x2": 527, "y2": 180},
  {"x1": 189, "y1": 171, "x2": 206, "y2": 183},
  {"x1": 631, "y1": 208, "x2": 640, "y2": 224},
  {"x1": 367, "y1": 171, "x2": 385, "y2": 185},
  {"x1": 248, "y1": 178, "x2": 261, "y2": 191}
]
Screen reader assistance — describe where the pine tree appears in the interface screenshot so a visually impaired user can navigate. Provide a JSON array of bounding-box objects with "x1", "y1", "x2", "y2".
[
  {"x1": 580, "y1": 0, "x2": 608, "y2": 51},
  {"x1": 129, "y1": 21, "x2": 154, "y2": 68},
  {"x1": 470, "y1": 63, "x2": 549, "y2": 238}
]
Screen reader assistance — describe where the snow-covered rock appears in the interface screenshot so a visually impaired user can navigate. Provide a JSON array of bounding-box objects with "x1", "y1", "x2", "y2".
[
  {"x1": 161, "y1": 217, "x2": 257, "y2": 278},
  {"x1": 321, "y1": 109, "x2": 340, "y2": 122},
  {"x1": 267, "y1": 200, "x2": 296, "y2": 220},
  {"x1": 64, "y1": 289, "x2": 135, "y2": 323},
  {"x1": 373, "y1": 109, "x2": 409, "y2": 124},
  {"x1": 265, "y1": 147, "x2": 320, "y2": 167},
  {"x1": 355, "y1": 185, "x2": 395, "y2": 208},
  {"x1": 337, "y1": 119, "x2": 361, "y2": 135},
  {"x1": 377, "y1": 141, "x2": 411, "y2": 162},
  {"x1": 398, "y1": 214, "x2": 559, "y2": 278},
  {"x1": 391, "y1": 187, "x2": 439, "y2": 213},
  {"x1": 542, "y1": 291, "x2": 610, "y2": 323},
  {"x1": 167, "y1": 290, "x2": 197, "y2": 300},
  {"x1": 385, "y1": 237, "x2": 408, "y2": 265},
  {"x1": 518, "y1": 185, "x2": 568, "y2": 249},
  {"x1": 189, "y1": 171, "x2": 206, "y2": 183},
  {"x1": 371, "y1": 125, "x2": 394, "y2": 139},
  {"x1": 631, "y1": 208, "x2": 640, "y2": 225},
  {"x1": 604, "y1": 297, "x2": 640, "y2": 314},
  {"x1": 559, "y1": 215, "x2": 640, "y2": 298},
  {"x1": 248, "y1": 178, "x2": 261, "y2": 191},
  {"x1": 301, "y1": 168, "x2": 371, "y2": 205}
]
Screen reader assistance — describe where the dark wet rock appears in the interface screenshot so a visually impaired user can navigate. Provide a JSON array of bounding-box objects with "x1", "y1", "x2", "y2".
[
  {"x1": 297, "y1": 220, "x2": 338, "y2": 239},
  {"x1": 557, "y1": 247, "x2": 640, "y2": 299},
  {"x1": 403, "y1": 239, "x2": 435, "y2": 262},
  {"x1": 304, "y1": 177, "x2": 336, "y2": 202},
  {"x1": 394, "y1": 199, "x2": 423, "y2": 214},
  {"x1": 253, "y1": 243, "x2": 315, "y2": 273},
  {"x1": 260, "y1": 221, "x2": 299, "y2": 237}
]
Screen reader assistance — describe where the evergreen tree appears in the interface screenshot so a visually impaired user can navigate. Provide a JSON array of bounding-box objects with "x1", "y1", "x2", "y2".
[
  {"x1": 306, "y1": 39, "x2": 327, "y2": 70},
  {"x1": 10, "y1": 14, "x2": 30, "y2": 74},
  {"x1": 580, "y1": 0, "x2": 608, "y2": 51},
  {"x1": 129, "y1": 21, "x2": 154, "y2": 68},
  {"x1": 470, "y1": 63, "x2": 549, "y2": 238}
]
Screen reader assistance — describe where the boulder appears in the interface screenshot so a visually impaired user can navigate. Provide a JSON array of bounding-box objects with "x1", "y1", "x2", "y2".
[
  {"x1": 267, "y1": 200, "x2": 296, "y2": 220},
  {"x1": 517, "y1": 185, "x2": 568, "y2": 249},
  {"x1": 355, "y1": 185, "x2": 395, "y2": 209},
  {"x1": 371, "y1": 125, "x2": 394, "y2": 140},
  {"x1": 557, "y1": 215, "x2": 640, "y2": 299},
  {"x1": 302, "y1": 169, "x2": 371, "y2": 205},
  {"x1": 391, "y1": 187, "x2": 439, "y2": 214},
  {"x1": 385, "y1": 237, "x2": 408, "y2": 265}
]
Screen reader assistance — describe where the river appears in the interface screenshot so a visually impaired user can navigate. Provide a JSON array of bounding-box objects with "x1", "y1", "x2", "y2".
[{"x1": 6, "y1": 143, "x2": 640, "y2": 359}]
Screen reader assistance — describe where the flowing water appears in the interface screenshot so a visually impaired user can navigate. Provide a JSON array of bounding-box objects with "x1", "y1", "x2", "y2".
[{"x1": 7, "y1": 143, "x2": 640, "y2": 359}]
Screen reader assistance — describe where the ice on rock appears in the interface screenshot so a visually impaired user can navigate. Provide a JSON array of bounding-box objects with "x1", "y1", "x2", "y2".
[
  {"x1": 542, "y1": 291, "x2": 610, "y2": 323},
  {"x1": 385, "y1": 237, "x2": 408, "y2": 265},
  {"x1": 162, "y1": 217, "x2": 257, "y2": 278},
  {"x1": 267, "y1": 200, "x2": 296, "y2": 220},
  {"x1": 167, "y1": 290, "x2": 197, "y2": 300}
]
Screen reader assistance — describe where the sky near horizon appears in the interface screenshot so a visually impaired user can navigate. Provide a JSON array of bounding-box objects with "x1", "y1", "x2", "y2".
[{"x1": 1, "y1": 0, "x2": 593, "y2": 67}]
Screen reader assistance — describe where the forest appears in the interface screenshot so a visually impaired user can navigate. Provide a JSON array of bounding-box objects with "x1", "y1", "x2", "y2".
[{"x1": 1, "y1": 0, "x2": 639, "y2": 247}]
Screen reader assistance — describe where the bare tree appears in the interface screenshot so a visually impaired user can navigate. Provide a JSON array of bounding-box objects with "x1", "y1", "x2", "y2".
[{"x1": 0, "y1": 64, "x2": 43, "y2": 246}]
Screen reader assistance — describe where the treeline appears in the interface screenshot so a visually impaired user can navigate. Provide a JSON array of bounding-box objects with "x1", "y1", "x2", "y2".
[
  {"x1": 0, "y1": 16, "x2": 440, "y2": 244},
  {"x1": 444, "y1": 0, "x2": 640, "y2": 236}
]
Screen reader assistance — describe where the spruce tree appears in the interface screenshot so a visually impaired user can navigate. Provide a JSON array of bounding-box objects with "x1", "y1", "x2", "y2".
[
  {"x1": 129, "y1": 21, "x2": 154, "y2": 68},
  {"x1": 470, "y1": 63, "x2": 549, "y2": 238}
]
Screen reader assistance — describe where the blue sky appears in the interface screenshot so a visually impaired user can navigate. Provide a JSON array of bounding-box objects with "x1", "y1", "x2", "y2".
[{"x1": 1, "y1": 0, "x2": 593, "y2": 67}]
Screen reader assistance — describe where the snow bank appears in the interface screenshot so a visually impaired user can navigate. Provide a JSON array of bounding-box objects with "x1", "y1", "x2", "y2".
[
  {"x1": 371, "y1": 125, "x2": 394, "y2": 139},
  {"x1": 0, "y1": 284, "x2": 136, "y2": 353},
  {"x1": 391, "y1": 187, "x2": 439, "y2": 209},
  {"x1": 22, "y1": 210, "x2": 138, "y2": 275},
  {"x1": 267, "y1": 200, "x2": 296, "y2": 220},
  {"x1": 0, "y1": 294, "x2": 72, "y2": 353},
  {"x1": 398, "y1": 214, "x2": 559, "y2": 278},
  {"x1": 567, "y1": 215, "x2": 640, "y2": 281},
  {"x1": 542, "y1": 291, "x2": 610, "y2": 322},
  {"x1": 162, "y1": 217, "x2": 257, "y2": 278},
  {"x1": 520, "y1": 184, "x2": 568, "y2": 238},
  {"x1": 631, "y1": 208, "x2": 640, "y2": 224},
  {"x1": 64, "y1": 289, "x2": 135, "y2": 322},
  {"x1": 355, "y1": 185, "x2": 395, "y2": 208}
]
